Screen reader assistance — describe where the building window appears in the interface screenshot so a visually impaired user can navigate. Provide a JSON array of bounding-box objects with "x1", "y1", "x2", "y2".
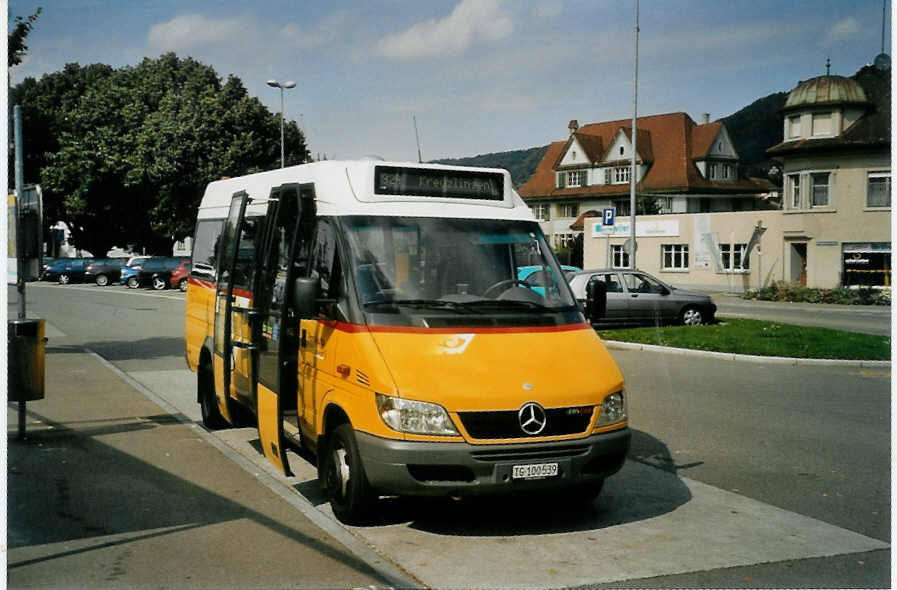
[
  {"x1": 788, "y1": 115, "x2": 801, "y2": 139},
  {"x1": 788, "y1": 173, "x2": 801, "y2": 208},
  {"x1": 661, "y1": 244, "x2": 689, "y2": 270},
  {"x1": 720, "y1": 243, "x2": 749, "y2": 271},
  {"x1": 611, "y1": 244, "x2": 630, "y2": 268},
  {"x1": 812, "y1": 112, "x2": 832, "y2": 136},
  {"x1": 614, "y1": 166, "x2": 631, "y2": 183},
  {"x1": 613, "y1": 199, "x2": 631, "y2": 217},
  {"x1": 555, "y1": 233, "x2": 576, "y2": 248},
  {"x1": 619, "y1": 146, "x2": 625, "y2": 156},
  {"x1": 867, "y1": 172, "x2": 891, "y2": 208},
  {"x1": 532, "y1": 203, "x2": 551, "y2": 221},
  {"x1": 811, "y1": 172, "x2": 830, "y2": 207},
  {"x1": 567, "y1": 170, "x2": 582, "y2": 187},
  {"x1": 559, "y1": 203, "x2": 579, "y2": 218}
]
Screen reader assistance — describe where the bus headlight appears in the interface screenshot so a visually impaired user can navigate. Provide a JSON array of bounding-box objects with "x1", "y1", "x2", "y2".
[
  {"x1": 375, "y1": 394, "x2": 460, "y2": 436},
  {"x1": 596, "y1": 391, "x2": 627, "y2": 427}
]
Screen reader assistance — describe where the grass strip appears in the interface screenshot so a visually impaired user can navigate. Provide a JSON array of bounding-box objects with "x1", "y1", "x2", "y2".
[{"x1": 597, "y1": 318, "x2": 891, "y2": 361}]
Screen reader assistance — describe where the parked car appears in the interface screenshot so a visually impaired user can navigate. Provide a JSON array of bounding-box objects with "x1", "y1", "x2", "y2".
[
  {"x1": 517, "y1": 265, "x2": 581, "y2": 296},
  {"x1": 120, "y1": 256, "x2": 151, "y2": 288},
  {"x1": 40, "y1": 257, "x2": 63, "y2": 278},
  {"x1": 568, "y1": 268, "x2": 716, "y2": 326},
  {"x1": 83, "y1": 258, "x2": 128, "y2": 286},
  {"x1": 169, "y1": 259, "x2": 191, "y2": 291},
  {"x1": 133, "y1": 256, "x2": 191, "y2": 290},
  {"x1": 42, "y1": 258, "x2": 94, "y2": 284}
]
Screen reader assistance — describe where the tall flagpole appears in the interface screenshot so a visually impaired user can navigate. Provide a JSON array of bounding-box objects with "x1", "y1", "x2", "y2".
[{"x1": 629, "y1": 0, "x2": 639, "y2": 269}]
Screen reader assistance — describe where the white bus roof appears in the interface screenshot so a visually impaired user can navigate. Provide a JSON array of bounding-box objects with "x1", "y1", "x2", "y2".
[{"x1": 196, "y1": 160, "x2": 535, "y2": 222}]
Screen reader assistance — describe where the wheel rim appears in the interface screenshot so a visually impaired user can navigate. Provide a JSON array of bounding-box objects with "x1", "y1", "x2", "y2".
[
  {"x1": 97, "y1": 275, "x2": 108, "y2": 286},
  {"x1": 683, "y1": 309, "x2": 702, "y2": 325},
  {"x1": 59, "y1": 274, "x2": 69, "y2": 284},
  {"x1": 127, "y1": 277, "x2": 138, "y2": 288},
  {"x1": 153, "y1": 278, "x2": 164, "y2": 289},
  {"x1": 179, "y1": 279, "x2": 187, "y2": 292},
  {"x1": 329, "y1": 443, "x2": 351, "y2": 501}
]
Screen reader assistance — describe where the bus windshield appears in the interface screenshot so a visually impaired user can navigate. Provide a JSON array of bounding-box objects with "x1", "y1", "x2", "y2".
[{"x1": 341, "y1": 216, "x2": 578, "y2": 323}]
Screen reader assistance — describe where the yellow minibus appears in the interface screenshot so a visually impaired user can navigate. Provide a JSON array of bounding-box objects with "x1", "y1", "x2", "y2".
[{"x1": 185, "y1": 160, "x2": 629, "y2": 523}]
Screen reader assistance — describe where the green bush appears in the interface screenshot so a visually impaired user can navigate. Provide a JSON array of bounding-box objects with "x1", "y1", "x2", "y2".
[{"x1": 743, "y1": 282, "x2": 891, "y2": 306}]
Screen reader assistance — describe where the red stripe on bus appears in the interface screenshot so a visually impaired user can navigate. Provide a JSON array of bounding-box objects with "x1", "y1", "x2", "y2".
[{"x1": 319, "y1": 319, "x2": 591, "y2": 335}]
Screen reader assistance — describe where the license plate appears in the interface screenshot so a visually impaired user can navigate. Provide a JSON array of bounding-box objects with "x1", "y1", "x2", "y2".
[{"x1": 512, "y1": 462, "x2": 558, "y2": 480}]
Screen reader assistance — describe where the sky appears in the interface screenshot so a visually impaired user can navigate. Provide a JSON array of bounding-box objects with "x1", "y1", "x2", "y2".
[{"x1": 7, "y1": 0, "x2": 893, "y2": 163}]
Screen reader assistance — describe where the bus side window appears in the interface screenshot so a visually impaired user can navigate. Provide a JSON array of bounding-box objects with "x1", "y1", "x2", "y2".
[
  {"x1": 310, "y1": 219, "x2": 346, "y2": 320},
  {"x1": 233, "y1": 217, "x2": 262, "y2": 291},
  {"x1": 191, "y1": 219, "x2": 225, "y2": 279}
]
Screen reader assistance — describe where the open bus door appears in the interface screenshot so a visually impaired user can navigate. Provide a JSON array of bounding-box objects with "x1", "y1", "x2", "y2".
[
  {"x1": 253, "y1": 183, "x2": 316, "y2": 476},
  {"x1": 212, "y1": 192, "x2": 250, "y2": 425}
]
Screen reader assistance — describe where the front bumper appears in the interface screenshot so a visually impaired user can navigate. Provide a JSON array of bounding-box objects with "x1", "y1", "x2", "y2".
[{"x1": 356, "y1": 428, "x2": 630, "y2": 497}]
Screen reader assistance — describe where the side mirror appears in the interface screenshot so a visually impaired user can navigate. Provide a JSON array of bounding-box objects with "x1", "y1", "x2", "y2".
[
  {"x1": 291, "y1": 277, "x2": 320, "y2": 319},
  {"x1": 660, "y1": 285, "x2": 670, "y2": 296},
  {"x1": 585, "y1": 279, "x2": 607, "y2": 322}
]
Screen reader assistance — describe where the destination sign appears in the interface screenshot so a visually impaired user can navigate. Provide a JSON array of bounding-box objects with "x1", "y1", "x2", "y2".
[{"x1": 374, "y1": 166, "x2": 504, "y2": 201}]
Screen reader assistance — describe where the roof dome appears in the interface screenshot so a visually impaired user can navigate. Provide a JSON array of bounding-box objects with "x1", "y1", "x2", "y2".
[{"x1": 784, "y1": 75, "x2": 870, "y2": 111}]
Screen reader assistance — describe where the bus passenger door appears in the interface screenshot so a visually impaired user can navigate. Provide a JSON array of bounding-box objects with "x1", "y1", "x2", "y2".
[
  {"x1": 213, "y1": 192, "x2": 249, "y2": 425},
  {"x1": 254, "y1": 184, "x2": 316, "y2": 475},
  {"x1": 230, "y1": 216, "x2": 264, "y2": 407}
]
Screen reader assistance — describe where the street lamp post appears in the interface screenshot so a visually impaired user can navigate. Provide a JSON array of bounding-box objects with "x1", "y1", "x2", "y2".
[{"x1": 267, "y1": 79, "x2": 296, "y2": 168}]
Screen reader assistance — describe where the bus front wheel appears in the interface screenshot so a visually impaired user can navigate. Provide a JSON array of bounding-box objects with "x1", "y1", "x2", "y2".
[{"x1": 325, "y1": 423, "x2": 375, "y2": 525}]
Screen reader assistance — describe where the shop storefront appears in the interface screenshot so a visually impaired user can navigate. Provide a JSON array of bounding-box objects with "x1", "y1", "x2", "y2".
[{"x1": 842, "y1": 243, "x2": 891, "y2": 287}]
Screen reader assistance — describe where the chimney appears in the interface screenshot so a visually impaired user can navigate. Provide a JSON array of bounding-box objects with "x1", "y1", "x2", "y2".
[
  {"x1": 701, "y1": 113, "x2": 710, "y2": 124},
  {"x1": 568, "y1": 119, "x2": 579, "y2": 134}
]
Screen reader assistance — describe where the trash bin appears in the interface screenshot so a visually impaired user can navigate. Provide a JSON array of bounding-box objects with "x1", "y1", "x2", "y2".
[{"x1": 8, "y1": 318, "x2": 46, "y2": 401}]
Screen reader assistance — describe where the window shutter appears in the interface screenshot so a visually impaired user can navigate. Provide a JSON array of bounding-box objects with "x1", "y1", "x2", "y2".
[
  {"x1": 581, "y1": 169, "x2": 589, "y2": 187},
  {"x1": 557, "y1": 172, "x2": 565, "y2": 188}
]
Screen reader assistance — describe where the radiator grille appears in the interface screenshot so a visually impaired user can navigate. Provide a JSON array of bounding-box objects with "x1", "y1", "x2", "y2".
[{"x1": 458, "y1": 406, "x2": 593, "y2": 440}]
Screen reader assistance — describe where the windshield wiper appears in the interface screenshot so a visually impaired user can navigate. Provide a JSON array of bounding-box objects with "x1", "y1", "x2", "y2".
[
  {"x1": 456, "y1": 299, "x2": 552, "y2": 312},
  {"x1": 363, "y1": 299, "x2": 472, "y2": 313}
]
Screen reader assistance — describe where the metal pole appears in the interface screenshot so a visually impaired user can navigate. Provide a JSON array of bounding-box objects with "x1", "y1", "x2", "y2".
[
  {"x1": 14, "y1": 105, "x2": 27, "y2": 439},
  {"x1": 629, "y1": 0, "x2": 639, "y2": 270},
  {"x1": 279, "y1": 87, "x2": 285, "y2": 168},
  {"x1": 15, "y1": 105, "x2": 26, "y2": 320}
]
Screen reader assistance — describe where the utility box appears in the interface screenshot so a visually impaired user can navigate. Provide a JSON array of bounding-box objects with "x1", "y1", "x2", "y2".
[{"x1": 8, "y1": 318, "x2": 46, "y2": 401}]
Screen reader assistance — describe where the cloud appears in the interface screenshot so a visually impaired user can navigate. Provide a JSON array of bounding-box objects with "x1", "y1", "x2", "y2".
[
  {"x1": 148, "y1": 11, "x2": 349, "y2": 54},
  {"x1": 534, "y1": 1, "x2": 563, "y2": 19},
  {"x1": 147, "y1": 14, "x2": 244, "y2": 52},
  {"x1": 375, "y1": 0, "x2": 513, "y2": 61},
  {"x1": 825, "y1": 17, "x2": 861, "y2": 43}
]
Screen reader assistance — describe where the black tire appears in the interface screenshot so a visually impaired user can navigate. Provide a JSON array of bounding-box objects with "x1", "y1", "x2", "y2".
[
  {"x1": 58, "y1": 273, "x2": 71, "y2": 285},
  {"x1": 152, "y1": 276, "x2": 167, "y2": 290},
  {"x1": 126, "y1": 276, "x2": 139, "y2": 289},
  {"x1": 178, "y1": 278, "x2": 188, "y2": 292},
  {"x1": 680, "y1": 306, "x2": 704, "y2": 326},
  {"x1": 95, "y1": 274, "x2": 109, "y2": 287},
  {"x1": 198, "y1": 362, "x2": 228, "y2": 430},
  {"x1": 324, "y1": 423, "x2": 375, "y2": 524}
]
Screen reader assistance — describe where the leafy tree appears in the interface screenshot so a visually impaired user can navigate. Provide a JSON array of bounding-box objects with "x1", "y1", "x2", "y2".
[
  {"x1": 8, "y1": 7, "x2": 42, "y2": 67},
  {"x1": 13, "y1": 53, "x2": 308, "y2": 256}
]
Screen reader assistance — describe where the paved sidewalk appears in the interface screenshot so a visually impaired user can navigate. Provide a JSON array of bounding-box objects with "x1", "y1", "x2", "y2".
[{"x1": 7, "y1": 336, "x2": 392, "y2": 589}]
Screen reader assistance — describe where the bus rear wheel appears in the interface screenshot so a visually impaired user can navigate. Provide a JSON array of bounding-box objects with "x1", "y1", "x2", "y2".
[
  {"x1": 325, "y1": 423, "x2": 375, "y2": 525},
  {"x1": 199, "y1": 362, "x2": 227, "y2": 430}
]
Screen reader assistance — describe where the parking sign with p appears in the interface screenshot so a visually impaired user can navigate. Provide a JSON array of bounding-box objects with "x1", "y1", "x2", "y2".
[{"x1": 602, "y1": 208, "x2": 615, "y2": 226}]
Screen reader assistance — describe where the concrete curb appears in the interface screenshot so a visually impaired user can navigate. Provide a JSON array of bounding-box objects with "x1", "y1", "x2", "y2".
[{"x1": 603, "y1": 340, "x2": 892, "y2": 368}]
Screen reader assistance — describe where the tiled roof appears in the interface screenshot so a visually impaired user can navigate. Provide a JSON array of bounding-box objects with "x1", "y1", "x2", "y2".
[{"x1": 519, "y1": 112, "x2": 768, "y2": 198}]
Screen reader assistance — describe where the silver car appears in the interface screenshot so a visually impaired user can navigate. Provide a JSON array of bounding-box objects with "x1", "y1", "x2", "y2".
[{"x1": 569, "y1": 269, "x2": 716, "y2": 326}]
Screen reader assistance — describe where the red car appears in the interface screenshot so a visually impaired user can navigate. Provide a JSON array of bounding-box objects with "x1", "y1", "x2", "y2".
[{"x1": 170, "y1": 259, "x2": 192, "y2": 291}]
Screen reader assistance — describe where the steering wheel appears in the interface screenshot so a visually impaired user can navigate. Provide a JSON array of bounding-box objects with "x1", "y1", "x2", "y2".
[{"x1": 482, "y1": 279, "x2": 535, "y2": 298}]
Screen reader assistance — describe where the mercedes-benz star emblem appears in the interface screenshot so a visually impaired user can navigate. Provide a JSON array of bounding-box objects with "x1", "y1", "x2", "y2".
[{"x1": 518, "y1": 402, "x2": 547, "y2": 435}]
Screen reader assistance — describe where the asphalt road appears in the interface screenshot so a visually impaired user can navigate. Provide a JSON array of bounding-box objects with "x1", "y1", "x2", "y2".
[
  {"x1": 710, "y1": 291, "x2": 892, "y2": 336},
  {"x1": 8, "y1": 282, "x2": 892, "y2": 588}
]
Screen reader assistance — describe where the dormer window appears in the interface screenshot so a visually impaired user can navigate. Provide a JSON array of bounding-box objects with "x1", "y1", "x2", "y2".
[
  {"x1": 571, "y1": 150, "x2": 576, "y2": 160},
  {"x1": 619, "y1": 146, "x2": 624, "y2": 156},
  {"x1": 812, "y1": 112, "x2": 832, "y2": 136},
  {"x1": 788, "y1": 115, "x2": 801, "y2": 139}
]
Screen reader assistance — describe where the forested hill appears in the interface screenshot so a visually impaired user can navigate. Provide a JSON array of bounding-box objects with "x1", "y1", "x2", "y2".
[{"x1": 430, "y1": 145, "x2": 549, "y2": 188}]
